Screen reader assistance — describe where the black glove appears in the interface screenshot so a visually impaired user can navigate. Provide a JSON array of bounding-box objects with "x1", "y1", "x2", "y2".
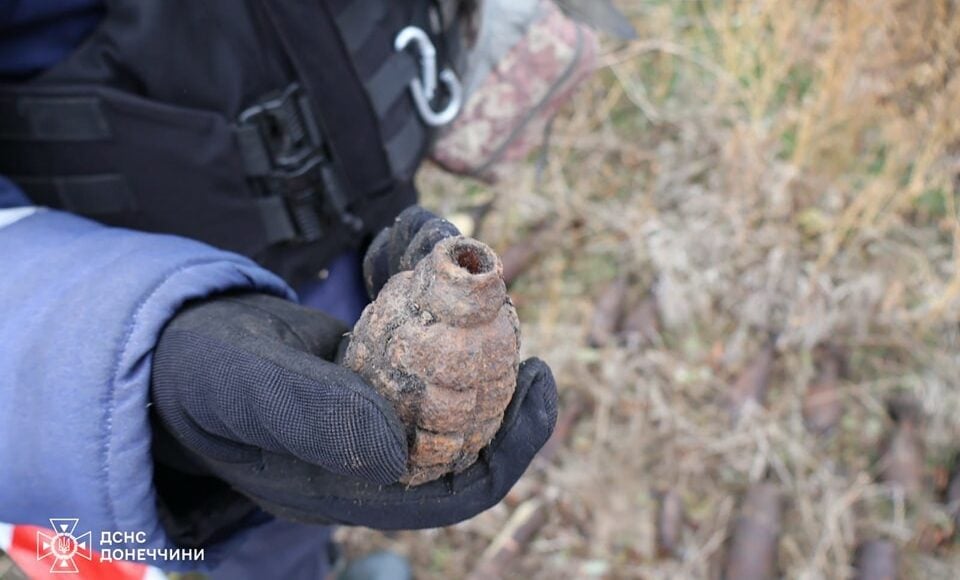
[
  {"x1": 150, "y1": 206, "x2": 558, "y2": 539},
  {"x1": 362, "y1": 205, "x2": 461, "y2": 299}
]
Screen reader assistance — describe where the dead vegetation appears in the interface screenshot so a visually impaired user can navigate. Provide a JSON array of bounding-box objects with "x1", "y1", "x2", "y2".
[{"x1": 341, "y1": 0, "x2": 960, "y2": 577}]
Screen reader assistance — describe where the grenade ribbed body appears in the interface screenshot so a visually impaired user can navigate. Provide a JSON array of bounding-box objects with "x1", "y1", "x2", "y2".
[{"x1": 344, "y1": 237, "x2": 520, "y2": 485}]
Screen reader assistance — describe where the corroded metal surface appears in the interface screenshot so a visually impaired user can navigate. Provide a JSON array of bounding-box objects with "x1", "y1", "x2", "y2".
[{"x1": 344, "y1": 236, "x2": 521, "y2": 485}]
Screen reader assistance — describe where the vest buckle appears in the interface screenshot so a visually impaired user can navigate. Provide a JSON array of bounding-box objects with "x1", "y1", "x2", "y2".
[
  {"x1": 238, "y1": 84, "x2": 363, "y2": 243},
  {"x1": 238, "y1": 83, "x2": 322, "y2": 171}
]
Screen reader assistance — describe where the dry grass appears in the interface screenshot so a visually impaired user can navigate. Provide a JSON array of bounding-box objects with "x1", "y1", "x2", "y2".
[{"x1": 338, "y1": 0, "x2": 960, "y2": 578}]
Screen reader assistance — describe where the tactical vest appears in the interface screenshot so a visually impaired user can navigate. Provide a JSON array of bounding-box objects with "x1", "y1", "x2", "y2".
[{"x1": 0, "y1": 0, "x2": 464, "y2": 284}]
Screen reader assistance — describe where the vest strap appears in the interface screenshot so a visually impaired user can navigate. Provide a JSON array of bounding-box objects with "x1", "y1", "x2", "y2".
[
  {"x1": 0, "y1": 96, "x2": 111, "y2": 141},
  {"x1": 366, "y1": 52, "x2": 420, "y2": 119},
  {"x1": 336, "y1": 0, "x2": 388, "y2": 53}
]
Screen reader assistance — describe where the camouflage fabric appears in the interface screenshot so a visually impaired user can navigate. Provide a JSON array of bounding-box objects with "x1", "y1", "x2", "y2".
[
  {"x1": 456, "y1": 0, "x2": 541, "y2": 97},
  {"x1": 430, "y1": 0, "x2": 599, "y2": 183}
]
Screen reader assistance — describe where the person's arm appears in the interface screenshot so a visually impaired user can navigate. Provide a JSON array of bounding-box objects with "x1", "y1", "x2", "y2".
[
  {"x1": 0, "y1": 186, "x2": 295, "y2": 571},
  {"x1": 0, "y1": 197, "x2": 557, "y2": 571}
]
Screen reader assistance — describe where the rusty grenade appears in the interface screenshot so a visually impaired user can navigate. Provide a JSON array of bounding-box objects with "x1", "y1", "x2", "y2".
[{"x1": 343, "y1": 236, "x2": 521, "y2": 485}]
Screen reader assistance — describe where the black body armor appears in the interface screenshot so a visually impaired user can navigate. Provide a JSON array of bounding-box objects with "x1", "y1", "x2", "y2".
[{"x1": 0, "y1": 0, "x2": 463, "y2": 284}]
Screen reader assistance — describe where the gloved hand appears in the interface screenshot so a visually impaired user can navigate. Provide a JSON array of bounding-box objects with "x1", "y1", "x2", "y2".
[
  {"x1": 362, "y1": 205, "x2": 462, "y2": 299},
  {"x1": 151, "y1": 206, "x2": 558, "y2": 536}
]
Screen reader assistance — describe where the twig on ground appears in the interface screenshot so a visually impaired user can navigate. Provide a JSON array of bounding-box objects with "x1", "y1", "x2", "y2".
[
  {"x1": 467, "y1": 499, "x2": 549, "y2": 580},
  {"x1": 722, "y1": 482, "x2": 783, "y2": 580},
  {"x1": 655, "y1": 489, "x2": 686, "y2": 559},
  {"x1": 853, "y1": 540, "x2": 898, "y2": 580},
  {"x1": 878, "y1": 395, "x2": 925, "y2": 497},
  {"x1": 500, "y1": 221, "x2": 562, "y2": 287},
  {"x1": 587, "y1": 276, "x2": 630, "y2": 347},
  {"x1": 802, "y1": 344, "x2": 846, "y2": 436},
  {"x1": 727, "y1": 337, "x2": 778, "y2": 422}
]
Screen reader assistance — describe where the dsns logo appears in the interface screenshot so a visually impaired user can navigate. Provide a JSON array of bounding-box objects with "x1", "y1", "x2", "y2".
[{"x1": 36, "y1": 518, "x2": 93, "y2": 573}]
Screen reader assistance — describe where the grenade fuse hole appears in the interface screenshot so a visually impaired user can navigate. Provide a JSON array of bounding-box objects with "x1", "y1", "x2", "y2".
[{"x1": 452, "y1": 243, "x2": 493, "y2": 275}]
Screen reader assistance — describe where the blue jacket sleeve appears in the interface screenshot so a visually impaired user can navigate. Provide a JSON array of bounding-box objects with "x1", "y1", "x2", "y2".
[{"x1": 0, "y1": 208, "x2": 295, "y2": 570}]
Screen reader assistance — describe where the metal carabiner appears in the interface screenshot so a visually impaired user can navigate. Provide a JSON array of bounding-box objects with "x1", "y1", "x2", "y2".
[{"x1": 394, "y1": 26, "x2": 463, "y2": 127}]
